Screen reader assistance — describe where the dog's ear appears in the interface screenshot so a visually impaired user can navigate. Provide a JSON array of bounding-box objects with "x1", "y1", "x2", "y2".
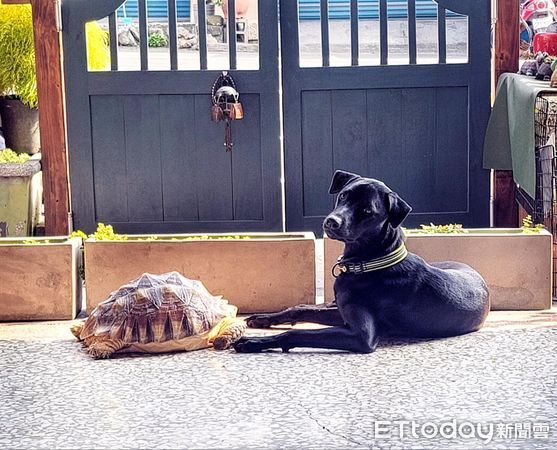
[
  {"x1": 387, "y1": 192, "x2": 412, "y2": 228},
  {"x1": 329, "y1": 170, "x2": 360, "y2": 194}
]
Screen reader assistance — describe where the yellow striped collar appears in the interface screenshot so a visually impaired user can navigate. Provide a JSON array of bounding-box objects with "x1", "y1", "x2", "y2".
[{"x1": 332, "y1": 243, "x2": 408, "y2": 278}]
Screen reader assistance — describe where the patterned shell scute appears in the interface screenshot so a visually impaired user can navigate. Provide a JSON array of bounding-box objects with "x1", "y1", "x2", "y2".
[{"x1": 81, "y1": 272, "x2": 234, "y2": 344}]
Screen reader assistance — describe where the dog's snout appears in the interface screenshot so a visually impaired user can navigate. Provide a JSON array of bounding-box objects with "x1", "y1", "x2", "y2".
[{"x1": 324, "y1": 216, "x2": 342, "y2": 230}]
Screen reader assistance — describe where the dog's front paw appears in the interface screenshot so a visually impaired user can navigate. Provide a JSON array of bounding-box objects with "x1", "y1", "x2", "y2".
[
  {"x1": 246, "y1": 314, "x2": 277, "y2": 329},
  {"x1": 233, "y1": 336, "x2": 276, "y2": 353}
]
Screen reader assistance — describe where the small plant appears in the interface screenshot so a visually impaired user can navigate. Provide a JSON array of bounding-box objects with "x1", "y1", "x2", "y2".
[
  {"x1": 138, "y1": 236, "x2": 159, "y2": 241},
  {"x1": 181, "y1": 235, "x2": 251, "y2": 240},
  {"x1": 70, "y1": 230, "x2": 88, "y2": 241},
  {"x1": 414, "y1": 223, "x2": 468, "y2": 234},
  {"x1": 522, "y1": 215, "x2": 544, "y2": 234},
  {"x1": 91, "y1": 223, "x2": 128, "y2": 241},
  {"x1": 0, "y1": 149, "x2": 30, "y2": 164},
  {"x1": 148, "y1": 32, "x2": 167, "y2": 48},
  {"x1": 74, "y1": 224, "x2": 253, "y2": 241},
  {"x1": 22, "y1": 239, "x2": 50, "y2": 244},
  {"x1": 0, "y1": 4, "x2": 109, "y2": 107}
]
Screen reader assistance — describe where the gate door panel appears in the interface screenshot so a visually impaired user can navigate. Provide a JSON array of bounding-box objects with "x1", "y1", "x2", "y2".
[
  {"x1": 62, "y1": 0, "x2": 281, "y2": 233},
  {"x1": 282, "y1": 0, "x2": 491, "y2": 234}
]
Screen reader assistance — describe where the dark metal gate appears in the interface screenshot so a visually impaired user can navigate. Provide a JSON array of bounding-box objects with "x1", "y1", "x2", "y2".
[
  {"x1": 281, "y1": 0, "x2": 491, "y2": 234},
  {"x1": 62, "y1": 0, "x2": 281, "y2": 233},
  {"x1": 63, "y1": 0, "x2": 491, "y2": 235}
]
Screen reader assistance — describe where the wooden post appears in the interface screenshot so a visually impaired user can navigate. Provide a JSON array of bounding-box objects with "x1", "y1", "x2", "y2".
[
  {"x1": 493, "y1": 0, "x2": 519, "y2": 227},
  {"x1": 30, "y1": 0, "x2": 70, "y2": 235}
]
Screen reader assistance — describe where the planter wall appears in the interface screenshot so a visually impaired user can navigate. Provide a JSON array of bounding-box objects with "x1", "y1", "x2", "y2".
[
  {"x1": 324, "y1": 229, "x2": 553, "y2": 310},
  {"x1": 0, "y1": 237, "x2": 83, "y2": 320},
  {"x1": 84, "y1": 233, "x2": 316, "y2": 314},
  {"x1": 0, "y1": 153, "x2": 42, "y2": 237}
]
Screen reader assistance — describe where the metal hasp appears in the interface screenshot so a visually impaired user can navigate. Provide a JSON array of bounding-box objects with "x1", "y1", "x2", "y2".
[{"x1": 211, "y1": 72, "x2": 244, "y2": 152}]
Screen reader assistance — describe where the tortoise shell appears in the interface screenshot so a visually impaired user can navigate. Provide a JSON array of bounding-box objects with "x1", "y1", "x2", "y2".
[{"x1": 78, "y1": 272, "x2": 237, "y2": 345}]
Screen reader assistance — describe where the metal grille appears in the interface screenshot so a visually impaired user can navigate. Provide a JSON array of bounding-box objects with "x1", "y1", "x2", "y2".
[{"x1": 528, "y1": 95, "x2": 557, "y2": 296}]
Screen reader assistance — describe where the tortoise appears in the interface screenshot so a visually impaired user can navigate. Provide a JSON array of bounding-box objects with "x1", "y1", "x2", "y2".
[{"x1": 71, "y1": 272, "x2": 246, "y2": 358}]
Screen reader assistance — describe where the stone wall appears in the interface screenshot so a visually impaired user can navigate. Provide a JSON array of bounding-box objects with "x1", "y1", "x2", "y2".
[{"x1": 103, "y1": 19, "x2": 258, "y2": 49}]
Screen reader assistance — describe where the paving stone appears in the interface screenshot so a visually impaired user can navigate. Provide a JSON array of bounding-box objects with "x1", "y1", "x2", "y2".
[{"x1": 0, "y1": 321, "x2": 556, "y2": 448}]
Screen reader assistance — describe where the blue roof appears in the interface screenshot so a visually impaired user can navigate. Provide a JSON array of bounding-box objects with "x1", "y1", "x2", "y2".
[
  {"x1": 117, "y1": 0, "x2": 190, "y2": 19},
  {"x1": 116, "y1": 0, "x2": 458, "y2": 20},
  {"x1": 300, "y1": 0, "x2": 458, "y2": 20}
]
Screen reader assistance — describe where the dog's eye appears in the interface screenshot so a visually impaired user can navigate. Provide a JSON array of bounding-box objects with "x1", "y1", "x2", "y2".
[
  {"x1": 339, "y1": 192, "x2": 347, "y2": 201},
  {"x1": 363, "y1": 207, "x2": 373, "y2": 215}
]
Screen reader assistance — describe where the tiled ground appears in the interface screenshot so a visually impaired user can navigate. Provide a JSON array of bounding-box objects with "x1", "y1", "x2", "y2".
[{"x1": 0, "y1": 309, "x2": 556, "y2": 449}]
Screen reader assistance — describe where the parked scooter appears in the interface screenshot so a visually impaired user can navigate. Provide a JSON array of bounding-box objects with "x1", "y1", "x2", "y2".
[{"x1": 521, "y1": 0, "x2": 557, "y2": 52}]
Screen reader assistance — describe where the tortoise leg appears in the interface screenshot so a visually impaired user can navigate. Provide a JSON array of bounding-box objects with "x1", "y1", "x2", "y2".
[
  {"x1": 87, "y1": 339, "x2": 127, "y2": 359},
  {"x1": 212, "y1": 320, "x2": 247, "y2": 350},
  {"x1": 70, "y1": 322, "x2": 85, "y2": 340}
]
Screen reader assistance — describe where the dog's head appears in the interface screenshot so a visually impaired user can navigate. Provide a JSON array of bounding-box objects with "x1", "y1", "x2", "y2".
[{"x1": 323, "y1": 170, "x2": 412, "y2": 243}]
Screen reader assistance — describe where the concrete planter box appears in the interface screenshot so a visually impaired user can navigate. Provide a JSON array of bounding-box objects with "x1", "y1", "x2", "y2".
[
  {"x1": 84, "y1": 233, "x2": 316, "y2": 314},
  {"x1": 324, "y1": 229, "x2": 553, "y2": 310},
  {"x1": 0, "y1": 153, "x2": 42, "y2": 237},
  {"x1": 0, "y1": 237, "x2": 83, "y2": 320}
]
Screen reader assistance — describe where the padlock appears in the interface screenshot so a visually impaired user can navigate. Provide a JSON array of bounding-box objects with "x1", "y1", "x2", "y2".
[
  {"x1": 211, "y1": 104, "x2": 224, "y2": 122},
  {"x1": 228, "y1": 102, "x2": 244, "y2": 120}
]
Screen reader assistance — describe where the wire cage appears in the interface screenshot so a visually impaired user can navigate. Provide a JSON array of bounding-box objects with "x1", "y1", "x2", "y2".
[
  {"x1": 523, "y1": 95, "x2": 557, "y2": 297},
  {"x1": 534, "y1": 96, "x2": 557, "y2": 148}
]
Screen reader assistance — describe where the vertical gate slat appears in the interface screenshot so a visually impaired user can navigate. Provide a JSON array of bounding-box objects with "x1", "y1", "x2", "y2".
[
  {"x1": 160, "y1": 95, "x2": 199, "y2": 220},
  {"x1": 332, "y1": 90, "x2": 367, "y2": 174},
  {"x1": 320, "y1": 0, "x2": 329, "y2": 67},
  {"x1": 231, "y1": 94, "x2": 264, "y2": 220},
  {"x1": 168, "y1": 0, "x2": 178, "y2": 70},
  {"x1": 108, "y1": 13, "x2": 118, "y2": 71},
  {"x1": 438, "y1": 7, "x2": 447, "y2": 64},
  {"x1": 302, "y1": 91, "x2": 334, "y2": 216},
  {"x1": 193, "y1": 96, "x2": 233, "y2": 220},
  {"x1": 366, "y1": 89, "x2": 406, "y2": 190},
  {"x1": 408, "y1": 0, "x2": 417, "y2": 64},
  {"x1": 228, "y1": 0, "x2": 237, "y2": 70},
  {"x1": 123, "y1": 96, "x2": 164, "y2": 221},
  {"x1": 91, "y1": 96, "x2": 129, "y2": 222},
  {"x1": 281, "y1": 0, "x2": 300, "y2": 68},
  {"x1": 379, "y1": 0, "x2": 388, "y2": 65},
  {"x1": 350, "y1": 0, "x2": 359, "y2": 66},
  {"x1": 197, "y1": 0, "x2": 208, "y2": 69},
  {"x1": 138, "y1": 0, "x2": 148, "y2": 70}
]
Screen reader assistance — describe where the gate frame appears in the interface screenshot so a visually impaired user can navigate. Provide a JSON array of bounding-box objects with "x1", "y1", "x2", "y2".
[
  {"x1": 280, "y1": 0, "x2": 493, "y2": 234},
  {"x1": 61, "y1": 0, "x2": 282, "y2": 234},
  {"x1": 26, "y1": 0, "x2": 518, "y2": 234}
]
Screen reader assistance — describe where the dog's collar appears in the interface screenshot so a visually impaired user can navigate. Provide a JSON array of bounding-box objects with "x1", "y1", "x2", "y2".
[{"x1": 332, "y1": 243, "x2": 408, "y2": 278}]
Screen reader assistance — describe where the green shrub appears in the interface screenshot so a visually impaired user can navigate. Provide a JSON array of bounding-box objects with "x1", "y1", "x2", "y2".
[
  {"x1": 91, "y1": 223, "x2": 128, "y2": 241},
  {"x1": 148, "y1": 32, "x2": 167, "y2": 48},
  {"x1": 522, "y1": 215, "x2": 544, "y2": 234},
  {"x1": 413, "y1": 223, "x2": 468, "y2": 234},
  {"x1": 75, "y1": 223, "x2": 253, "y2": 241},
  {"x1": 85, "y1": 22, "x2": 111, "y2": 72},
  {"x1": 0, "y1": 149, "x2": 30, "y2": 164},
  {"x1": 0, "y1": 4, "x2": 109, "y2": 108}
]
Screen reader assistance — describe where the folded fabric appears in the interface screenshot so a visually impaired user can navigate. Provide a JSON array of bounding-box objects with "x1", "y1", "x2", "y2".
[{"x1": 483, "y1": 73, "x2": 557, "y2": 198}]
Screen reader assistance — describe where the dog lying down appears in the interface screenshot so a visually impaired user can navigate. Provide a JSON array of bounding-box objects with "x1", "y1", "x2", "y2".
[{"x1": 234, "y1": 170, "x2": 490, "y2": 354}]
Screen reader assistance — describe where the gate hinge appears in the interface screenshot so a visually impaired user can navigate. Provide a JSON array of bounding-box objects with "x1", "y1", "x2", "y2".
[{"x1": 55, "y1": 0, "x2": 62, "y2": 32}]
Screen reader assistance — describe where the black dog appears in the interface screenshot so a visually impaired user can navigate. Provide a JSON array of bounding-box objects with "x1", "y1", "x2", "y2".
[{"x1": 234, "y1": 170, "x2": 490, "y2": 353}]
